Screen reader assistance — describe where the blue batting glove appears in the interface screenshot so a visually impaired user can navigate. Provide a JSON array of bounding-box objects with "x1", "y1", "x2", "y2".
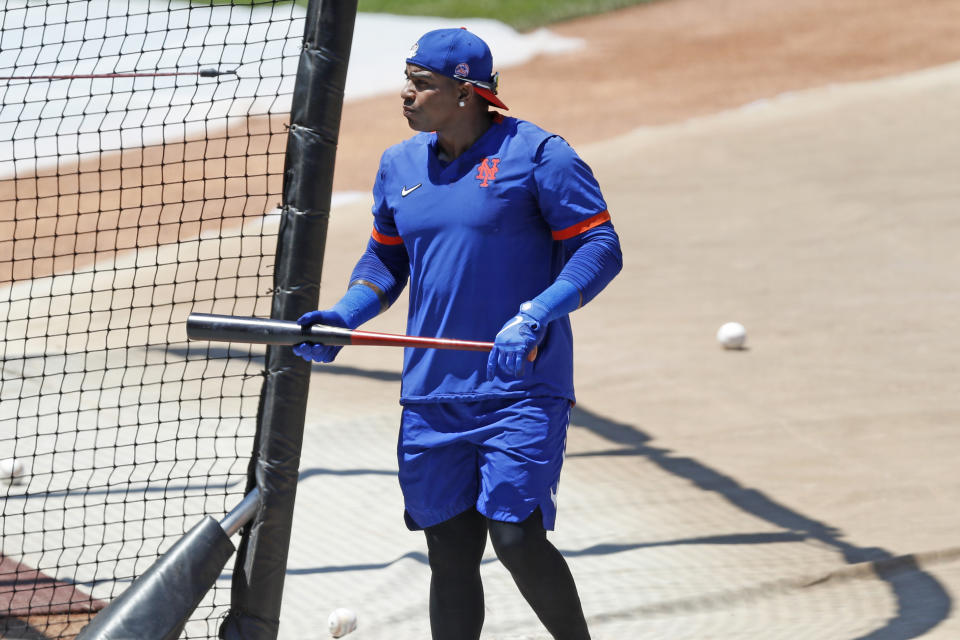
[
  {"x1": 486, "y1": 300, "x2": 550, "y2": 379},
  {"x1": 294, "y1": 309, "x2": 349, "y2": 363}
]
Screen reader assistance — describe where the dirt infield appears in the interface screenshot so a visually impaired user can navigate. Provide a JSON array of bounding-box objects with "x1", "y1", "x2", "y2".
[
  {"x1": 0, "y1": 613, "x2": 96, "y2": 640},
  {"x1": 0, "y1": 555, "x2": 103, "y2": 640}
]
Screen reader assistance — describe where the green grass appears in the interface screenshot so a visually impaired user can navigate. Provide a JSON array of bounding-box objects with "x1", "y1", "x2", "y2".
[
  {"x1": 356, "y1": 0, "x2": 656, "y2": 32},
  {"x1": 190, "y1": 0, "x2": 657, "y2": 32}
]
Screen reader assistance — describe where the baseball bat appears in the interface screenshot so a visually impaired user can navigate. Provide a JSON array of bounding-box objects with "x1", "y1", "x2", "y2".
[{"x1": 187, "y1": 313, "x2": 495, "y2": 352}]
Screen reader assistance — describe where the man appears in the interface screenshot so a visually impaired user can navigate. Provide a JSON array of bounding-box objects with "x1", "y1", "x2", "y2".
[{"x1": 295, "y1": 28, "x2": 622, "y2": 640}]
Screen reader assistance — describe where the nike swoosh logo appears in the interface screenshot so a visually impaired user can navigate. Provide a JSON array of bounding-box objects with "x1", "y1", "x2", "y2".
[{"x1": 401, "y1": 183, "x2": 422, "y2": 197}]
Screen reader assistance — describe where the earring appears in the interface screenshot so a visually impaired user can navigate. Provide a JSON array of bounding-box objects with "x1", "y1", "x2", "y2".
[{"x1": 459, "y1": 100, "x2": 465, "y2": 107}]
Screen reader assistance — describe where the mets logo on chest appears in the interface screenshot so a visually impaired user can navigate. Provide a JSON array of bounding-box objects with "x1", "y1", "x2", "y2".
[{"x1": 475, "y1": 158, "x2": 500, "y2": 187}]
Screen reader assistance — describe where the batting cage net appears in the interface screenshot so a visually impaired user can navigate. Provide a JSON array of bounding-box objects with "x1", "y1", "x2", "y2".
[{"x1": 1, "y1": 1, "x2": 303, "y2": 637}]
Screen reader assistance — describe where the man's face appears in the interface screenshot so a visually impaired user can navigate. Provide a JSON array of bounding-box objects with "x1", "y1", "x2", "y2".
[{"x1": 401, "y1": 63, "x2": 462, "y2": 132}]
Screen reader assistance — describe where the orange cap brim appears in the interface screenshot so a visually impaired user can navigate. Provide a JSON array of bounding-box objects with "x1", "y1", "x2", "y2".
[{"x1": 475, "y1": 86, "x2": 508, "y2": 110}]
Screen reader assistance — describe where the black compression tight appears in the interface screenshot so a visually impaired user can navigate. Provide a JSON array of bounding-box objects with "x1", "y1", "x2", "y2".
[
  {"x1": 424, "y1": 508, "x2": 488, "y2": 639},
  {"x1": 424, "y1": 508, "x2": 590, "y2": 640}
]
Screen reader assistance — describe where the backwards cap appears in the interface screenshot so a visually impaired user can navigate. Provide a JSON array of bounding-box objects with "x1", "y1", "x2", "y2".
[{"x1": 406, "y1": 28, "x2": 508, "y2": 110}]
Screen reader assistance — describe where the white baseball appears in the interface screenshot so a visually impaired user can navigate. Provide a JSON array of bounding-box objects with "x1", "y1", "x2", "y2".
[
  {"x1": 0, "y1": 458, "x2": 26, "y2": 484},
  {"x1": 328, "y1": 607, "x2": 357, "y2": 638},
  {"x1": 716, "y1": 322, "x2": 747, "y2": 349}
]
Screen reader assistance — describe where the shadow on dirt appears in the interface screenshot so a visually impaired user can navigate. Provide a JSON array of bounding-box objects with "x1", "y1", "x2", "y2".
[{"x1": 567, "y1": 404, "x2": 952, "y2": 640}]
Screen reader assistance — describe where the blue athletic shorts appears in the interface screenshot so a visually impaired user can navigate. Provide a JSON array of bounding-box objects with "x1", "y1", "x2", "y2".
[{"x1": 397, "y1": 396, "x2": 571, "y2": 531}]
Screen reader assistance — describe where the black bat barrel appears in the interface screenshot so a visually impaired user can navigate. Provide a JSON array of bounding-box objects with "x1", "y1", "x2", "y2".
[{"x1": 186, "y1": 313, "x2": 353, "y2": 346}]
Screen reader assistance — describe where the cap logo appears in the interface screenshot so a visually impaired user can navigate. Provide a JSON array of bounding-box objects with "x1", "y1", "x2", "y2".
[
  {"x1": 408, "y1": 42, "x2": 419, "y2": 57},
  {"x1": 455, "y1": 62, "x2": 470, "y2": 77}
]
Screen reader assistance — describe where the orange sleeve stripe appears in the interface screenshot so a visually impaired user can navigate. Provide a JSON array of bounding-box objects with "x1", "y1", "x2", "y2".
[
  {"x1": 551, "y1": 210, "x2": 611, "y2": 241},
  {"x1": 371, "y1": 227, "x2": 403, "y2": 245}
]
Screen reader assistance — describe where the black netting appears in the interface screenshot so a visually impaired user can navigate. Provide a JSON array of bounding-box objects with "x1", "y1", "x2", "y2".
[{"x1": 0, "y1": 1, "x2": 303, "y2": 637}]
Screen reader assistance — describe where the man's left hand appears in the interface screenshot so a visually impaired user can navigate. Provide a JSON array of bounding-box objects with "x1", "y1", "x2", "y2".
[{"x1": 486, "y1": 301, "x2": 550, "y2": 379}]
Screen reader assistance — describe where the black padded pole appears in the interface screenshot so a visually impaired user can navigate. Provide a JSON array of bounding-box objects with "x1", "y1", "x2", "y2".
[
  {"x1": 219, "y1": 1, "x2": 359, "y2": 638},
  {"x1": 76, "y1": 517, "x2": 235, "y2": 640}
]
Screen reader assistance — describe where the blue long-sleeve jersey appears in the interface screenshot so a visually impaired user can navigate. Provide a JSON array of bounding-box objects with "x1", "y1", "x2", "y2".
[{"x1": 351, "y1": 115, "x2": 622, "y2": 404}]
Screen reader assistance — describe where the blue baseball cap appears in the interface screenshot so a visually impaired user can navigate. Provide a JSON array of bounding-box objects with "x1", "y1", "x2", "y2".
[{"x1": 406, "y1": 28, "x2": 509, "y2": 110}]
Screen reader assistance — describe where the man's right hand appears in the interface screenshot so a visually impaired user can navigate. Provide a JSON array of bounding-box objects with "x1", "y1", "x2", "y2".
[{"x1": 293, "y1": 309, "x2": 350, "y2": 363}]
